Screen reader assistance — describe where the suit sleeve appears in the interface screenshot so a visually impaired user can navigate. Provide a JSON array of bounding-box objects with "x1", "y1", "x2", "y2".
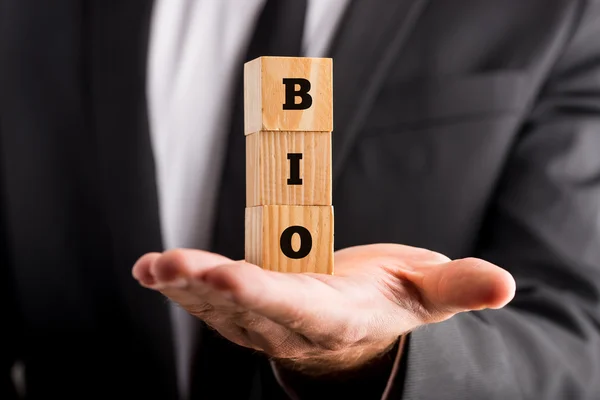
[
  {"x1": 386, "y1": 3, "x2": 600, "y2": 399},
  {"x1": 270, "y1": 336, "x2": 406, "y2": 399}
]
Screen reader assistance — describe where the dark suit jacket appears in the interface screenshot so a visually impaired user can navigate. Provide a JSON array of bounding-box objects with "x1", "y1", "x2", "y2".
[{"x1": 1, "y1": 0, "x2": 599, "y2": 399}]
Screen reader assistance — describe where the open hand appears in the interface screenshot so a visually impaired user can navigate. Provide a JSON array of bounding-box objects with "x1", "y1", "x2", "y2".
[{"x1": 132, "y1": 244, "x2": 515, "y2": 373}]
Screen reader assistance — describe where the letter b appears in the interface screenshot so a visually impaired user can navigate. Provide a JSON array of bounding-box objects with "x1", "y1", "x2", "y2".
[
  {"x1": 244, "y1": 57, "x2": 332, "y2": 133},
  {"x1": 283, "y1": 78, "x2": 313, "y2": 110}
]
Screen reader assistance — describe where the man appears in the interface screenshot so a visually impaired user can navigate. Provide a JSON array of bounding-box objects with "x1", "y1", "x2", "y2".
[{"x1": 1, "y1": 0, "x2": 599, "y2": 399}]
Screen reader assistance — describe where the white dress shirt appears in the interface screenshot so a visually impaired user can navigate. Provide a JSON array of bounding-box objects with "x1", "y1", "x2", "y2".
[{"x1": 146, "y1": 1, "x2": 349, "y2": 398}]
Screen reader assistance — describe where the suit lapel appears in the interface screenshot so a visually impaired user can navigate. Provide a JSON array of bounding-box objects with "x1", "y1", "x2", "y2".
[
  {"x1": 86, "y1": 0, "x2": 177, "y2": 394},
  {"x1": 327, "y1": 0, "x2": 430, "y2": 183}
]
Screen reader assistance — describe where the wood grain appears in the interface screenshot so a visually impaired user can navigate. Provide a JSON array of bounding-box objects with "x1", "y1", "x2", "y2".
[
  {"x1": 245, "y1": 205, "x2": 334, "y2": 274},
  {"x1": 244, "y1": 56, "x2": 333, "y2": 135},
  {"x1": 246, "y1": 131, "x2": 332, "y2": 207}
]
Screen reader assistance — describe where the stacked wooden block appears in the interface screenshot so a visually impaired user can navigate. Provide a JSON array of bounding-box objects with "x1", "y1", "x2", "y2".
[{"x1": 244, "y1": 56, "x2": 334, "y2": 274}]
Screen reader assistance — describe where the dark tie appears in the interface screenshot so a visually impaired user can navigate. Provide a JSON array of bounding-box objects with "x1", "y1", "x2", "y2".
[
  {"x1": 190, "y1": 1, "x2": 308, "y2": 399},
  {"x1": 246, "y1": 0, "x2": 308, "y2": 59},
  {"x1": 211, "y1": 0, "x2": 308, "y2": 262}
]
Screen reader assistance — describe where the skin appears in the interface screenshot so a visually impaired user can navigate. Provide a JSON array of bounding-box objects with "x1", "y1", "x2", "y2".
[{"x1": 132, "y1": 243, "x2": 515, "y2": 375}]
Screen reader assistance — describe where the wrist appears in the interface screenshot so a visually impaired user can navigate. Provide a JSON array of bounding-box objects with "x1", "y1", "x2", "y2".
[
  {"x1": 270, "y1": 336, "x2": 405, "y2": 399},
  {"x1": 273, "y1": 335, "x2": 402, "y2": 378}
]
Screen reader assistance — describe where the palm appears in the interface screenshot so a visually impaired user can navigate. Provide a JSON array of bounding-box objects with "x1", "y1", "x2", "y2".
[{"x1": 132, "y1": 243, "x2": 515, "y2": 368}]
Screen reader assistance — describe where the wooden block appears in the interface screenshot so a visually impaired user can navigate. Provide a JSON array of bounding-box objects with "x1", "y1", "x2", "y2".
[
  {"x1": 244, "y1": 56, "x2": 333, "y2": 135},
  {"x1": 245, "y1": 205, "x2": 334, "y2": 274},
  {"x1": 246, "y1": 131, "x2": 332, "y2": 207}
]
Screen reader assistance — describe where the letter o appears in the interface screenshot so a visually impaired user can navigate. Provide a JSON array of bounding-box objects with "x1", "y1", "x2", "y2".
[{"x1": 280, "y1": 226, "x2": 312, "y2": 259}]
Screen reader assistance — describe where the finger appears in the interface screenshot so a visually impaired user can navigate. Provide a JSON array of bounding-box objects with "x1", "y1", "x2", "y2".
[
  {"x1": 199, "y1": 262, "x2": 342, "y2": 331},
  {"x1": 337, "y1": 243, "x2": 451, "y2": 263},
  {"x1": 133, "y1": 250, "x2": 307, "y2": 355},
  {"x1": 132, "y1": 248, "x2": 232, "y2": 289},
  {"x1": 155, "y1": 250, "x2": 248, "y2": 308},
  {"x1": 133, "y1": 249, "x2": 240, "y2": 310},
  {"x1": 152, "y1": 249, "x2": 233, "y2": 285},
  {"x1": 132, "y1": 252, "x2": 161, "y2": 287},
  {"x1": 333, "y1": 243, "x2": 451, "y2": 277},
  {"x1": 402, "y1": 257, "x2": 516, "y2": 320}
]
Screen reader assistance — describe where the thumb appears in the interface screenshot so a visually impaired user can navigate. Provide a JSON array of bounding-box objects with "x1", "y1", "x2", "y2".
[{"x1": 411, "y1": 257, "x2": 516, "y2": 319}]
